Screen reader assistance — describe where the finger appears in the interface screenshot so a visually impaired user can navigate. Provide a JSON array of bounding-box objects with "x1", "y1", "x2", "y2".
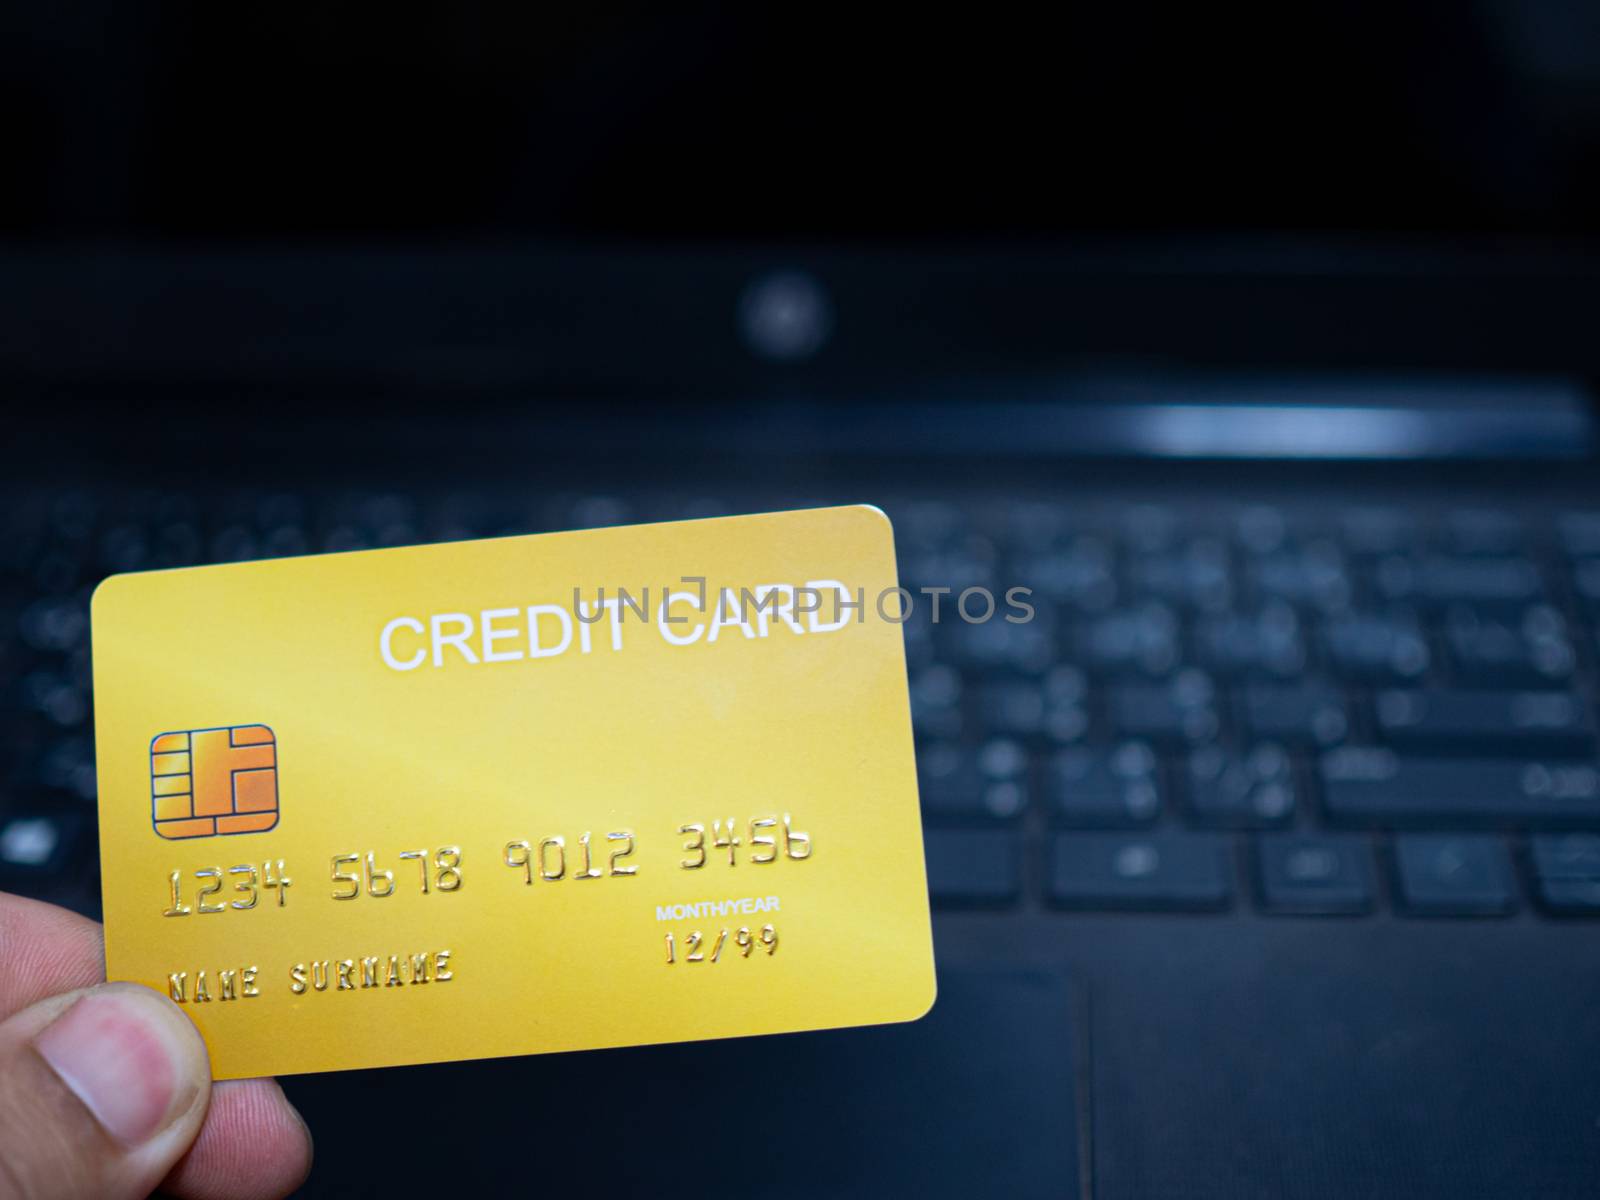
[
  {"x1": 0, "y1": 890, "x2": 104, "y2": 1016},
  {"x1": 0, "y1": 982, "x2": 210, "y2": 1200},
  {"x1": 0, "y1": 891, "x2": 313, "y2": 1197},
  {"x1": 160, "y1": 1078, "x2": 313, "y2": 1200}
]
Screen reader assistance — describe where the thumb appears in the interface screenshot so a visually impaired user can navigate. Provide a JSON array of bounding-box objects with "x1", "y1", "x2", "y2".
[{"x1": 0, "y1": 983, "x2": 211, "y2": 1200}]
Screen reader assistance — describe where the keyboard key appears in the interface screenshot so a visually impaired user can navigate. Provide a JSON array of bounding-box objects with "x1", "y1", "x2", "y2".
[
  {"x1": 1126, "y1": 539, "x2": 1232, "y2": 611},
  {"x1": 976, "y1": 668, "x2": 1089, "y2": 742},
  {"x1": 1529, "y1": 833, "x2": 1600, "y2": 915},
  {"x1": 18, "y1": 598, "x2": 90, "y2": 653},
  {"x1": 1049, "y1": 833, "x2": 1231, "y2": 911},
  {"x1": 1185, "y1": 744, "x2": 1297, "y2": 827},
  {"x1": 100, "y1": 523, "x2": 150, "y2": 572},
  {"x1": 901, "y1": 536, "x2": 997, "y2": 595},
  {"x1": 1375, "y1": 556, "x2": 1545, "y2": 607},
  {"x1": 1439, "y1": 509, "x2": 1523, "y2": 556},
  {"x1": 975, "y1": 679, "x2": 1043, "y2": 737},
  {"x1": 897, "y1": 500, "x2": 966, "y2": 551},
  {"x1": 1120, "y1": 504, "x2": 1181, "y2": 553},
  {"x1": 918, "y1": 741, "x2": 1031, "y2": 823},
  {"x1": 924, "y1": 829, "x2": 1022, "y2": 907},
  {"x1": 1322, "y1": 611, "x2": 1430, "y2": 683},
  {"x1": 1195, "y1": 605, "x2": 1307, "y2": 678},
  {"x1": 1573, "y1": 560, "x2": 1600, "y2": 611},
  {"x1": 1340, "y1": 507, "x2": 1417, "y2": 555},
  {"x1": 1075, "y1": 603, "x2": 1181, "y2": 676},
  {"x1": 1392, "y1": 834, "x2": 1516, "y2": 915},
  {"x1": 999, "y1": 500, "x2": 1067, "y2": 551},
  {"x1": 1248, "y1": 542, "x2": 1351, "y2": 610},
  {"x1": 1015, "y1": 536, "x2": 1118, "y2": 612},
  {"x1": 1536, "y1": 879, "x2": 1600, "y2": 914},
  {"x1": 910, "y1": 666, "x2": 964, "y2": 740},
  {"x1": 1048, "y1": 742, "x2": 1163, "y2": 827},
  {"x1": 1256, "y1": 833, "x2": 1374, "y2": 914},
  {"x1": 1238, "y1": 682, "x2": 1348, "y2": 745},
  {"x1": 935, "y1": 615, "x2": 1054, "y2": 674},
  {"x1": 1443, "y1": 605, "x2": 1575, "y2": 686},
  {"x1": 36, "y1": 735, "x2": 97, "y2": 801},
  {"x1": 1374, "y1": 689, "x2": 1596, "y2": 754},
  {"x1": 1557, "y1": 512, "x2": 1600, "y2": 558},
  {"x1": 1233, "y1": 505, "x2": 1289, "y2": 555},
  {"x1": 1319, "y1": 749, "x2": 1600, "y2": 825},
  {"x1": 1107, "y1": 670, "x2": 1219, "y2": 744},
  {"x1": 22, "y1": 670, "x2": 89, "y2": 728},
  {"x1": 1531, "y1": 831, "x2": 1600, "y2": 878}
]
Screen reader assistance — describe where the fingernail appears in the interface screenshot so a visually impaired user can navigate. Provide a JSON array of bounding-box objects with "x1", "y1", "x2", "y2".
[{"x1": 33, "y1": 987, "x2": 205, "y2": 1145}]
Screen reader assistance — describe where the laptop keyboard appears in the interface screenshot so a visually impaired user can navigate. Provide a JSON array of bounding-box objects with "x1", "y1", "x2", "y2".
[
  {"x1": 3, "y1": 488, "x2": 1600, "y2": 920},
  {"x1": 900, "y1": 498, "x2": 1600, "y2": 918}
]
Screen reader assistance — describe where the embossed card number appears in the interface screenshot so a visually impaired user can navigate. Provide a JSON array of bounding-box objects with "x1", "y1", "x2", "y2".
[{"x1": 159, "y1": 816, "x2": 809, "y2": 914}]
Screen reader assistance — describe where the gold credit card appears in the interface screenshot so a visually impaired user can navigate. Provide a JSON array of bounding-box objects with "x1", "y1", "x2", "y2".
[{"x1": 92, "y1": 506, "x2": 934, "y2": 1079}]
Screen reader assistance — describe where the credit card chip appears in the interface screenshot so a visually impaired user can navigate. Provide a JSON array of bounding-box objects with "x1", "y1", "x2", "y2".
[{"x1": 150, "y1": 724, "x2": 278, "y2": 839}]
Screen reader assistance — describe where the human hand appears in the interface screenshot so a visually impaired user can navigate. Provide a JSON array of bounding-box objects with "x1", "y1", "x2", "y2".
[{"x1": 0, "y1": 890, "x2": 312, "y2": 1199}]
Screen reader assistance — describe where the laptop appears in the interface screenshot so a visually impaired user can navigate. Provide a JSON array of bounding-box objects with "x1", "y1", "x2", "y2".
[{"x1": 2, "y1": 241, "x2": 1598, "y2": 1197}]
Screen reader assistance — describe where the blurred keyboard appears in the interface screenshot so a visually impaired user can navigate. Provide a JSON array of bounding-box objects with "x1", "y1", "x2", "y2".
[{"x1": 4, "y1": 488, "x2": 1600, "y2": 921}]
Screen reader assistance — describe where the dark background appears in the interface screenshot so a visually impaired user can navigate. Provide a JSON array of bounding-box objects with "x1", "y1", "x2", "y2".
[
  {"x1": 5, "y1": 0, "x2": 1600, "y2": 430},
  {"x1": 7, "y1": 2, "x2": 1600, "y2": 241}
]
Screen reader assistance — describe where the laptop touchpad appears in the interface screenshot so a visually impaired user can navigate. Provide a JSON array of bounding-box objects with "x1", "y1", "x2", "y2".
[{"x1": 282, "y1": 968, "x2": 1086, "y2": 1198}]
